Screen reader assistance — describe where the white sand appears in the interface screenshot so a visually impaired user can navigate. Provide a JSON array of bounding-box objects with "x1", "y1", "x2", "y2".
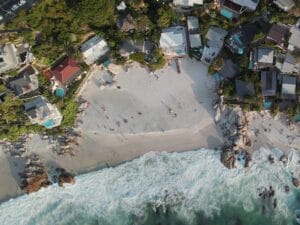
[
  {"x1": 247, "y1": 111, "x2": 300, "y2": 153},
  {"x1": 80, "y1": 59, "x2": 217, "y2": 133},
  {"x1": 0, "y1": 148, "x2": 23, "y2": 202}
]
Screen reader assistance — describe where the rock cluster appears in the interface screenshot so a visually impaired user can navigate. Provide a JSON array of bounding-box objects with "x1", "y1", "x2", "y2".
[
  {"x1": 215, "y1": 100, "x2": 251, "y2": 150},
  {"x1": 20, "y1": 155, "x2": 51, "y2": 194},
  {"x1": 292, "y1": 177, "x2": 300, "y2": 187},
  {"x1": 257, "y1": 186, "x2": 277, "y2": 214},
  {"x1": 215, "y1": 98, "x2": 253, "y2": 168},
  {"x1": 220, "y1": 147, "x2": 235, "y2": 169},
  {"x1": 57, "y1": 169, "x2": 75, "y2": 187}
]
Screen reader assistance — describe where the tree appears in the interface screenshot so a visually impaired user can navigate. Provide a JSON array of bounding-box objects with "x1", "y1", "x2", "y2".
[
  {"x1": 157, "y1": 7, "x2": 172, "y2": 28},
  {"x1": 0, "y1": 93, "x2": 24, "y2": 124},
  {"x1": 68, "y1": 0, "x2": 116, "y2": 28}
]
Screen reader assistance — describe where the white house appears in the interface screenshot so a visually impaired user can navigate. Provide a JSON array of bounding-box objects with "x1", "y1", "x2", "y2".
[
  {"x1": 24, "y1": 96, "x2": 63, "y2": 129},
  {"x1": 81, "y1": 36, "x2": 109, "y2": 65},
  {"x1": 0, "y1": 43, "x2": 19, "y2": 73},
  {"x1": 173, "y1": 0, "x2": 203, "y2": 7},
  {"x1": 288, "y1": 26, "x2": 300, "y2": 52},
  {"x1": 273, "y1": 0, "x2": 295, "y2": 12},
  {"x1": 159, "y1": 26, "x2": 187, "y2": 57},
  {"x1": 187, "y1": 16, "x2": 202, "y2": 49}
]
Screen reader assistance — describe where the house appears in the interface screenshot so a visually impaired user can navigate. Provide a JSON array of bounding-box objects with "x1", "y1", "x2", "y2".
[
  {"x1": 235, "y1": 79, "x2": 255, "y2": 98},
  {"x1": 218, "y1": 0, "x2": 260, "y2": 19},
  {"x1": 277, "y1": 52, "x2": 300, "y2": 74},
  {"x1": 201, "y1": 27, "x2": 228, "y2": 65},
  {"x1": 24, "y1": 96, "x2": 63, "y2": 129},
  {"x1": 218, "y1": 59, "x2": 239, "y2": 79},
  {"x1": 16, "y1": 43, "x2": 33, "y2": 65},
  {"x1": 45, "y1": 56, "x2": 81, "y2": 86},
  {"x1": 0, "y1": 43, "x2": 19, "y2": 73},
  {"x1": 173, "y1": 0, "x2": 203, "y2": 7},
  {"x1": 8, "y1": 65, "x2": 39, "y2": 96},
  {"x1": 187, "y1": 16, "x2": 202, "y2": 49},
  {"x1": 288, "y1": 26, "x2": 300, "y2": 52},
  {"x1": 281, "y1": 75, "x2": 297, "y2": 99},
  {"x1": 249, "y1": 46, "x2": 275, "y2": 70},
  {"x1": 81, "y1": 36, "x2": 109, "y2": 65},
  {"x1": 159, "y1": 26, "x2": 187, "y2": 58},
  {"x1": 226, "y1": 22, "x2": 258, "y2": 54},
  {"x1": 273, "y1": 0, "x2": 295, "y2": 12},
  {"x1": 120, "y1": 39, "x2": 154, "y2": 57},
  {"x1": 261, "y1": 71, "x2": 277, "y2": 97},
  {"x1": 116, "y1": 13, "x2": 136, "y2": 33},
  {"x1": 266, "y1": 24, "x2": 289, "y2": 48}
]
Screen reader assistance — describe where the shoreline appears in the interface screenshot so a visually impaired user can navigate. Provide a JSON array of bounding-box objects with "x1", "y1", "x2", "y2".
[{"x1": 0, "y1": 58, "x2": 299, "y2": 204}]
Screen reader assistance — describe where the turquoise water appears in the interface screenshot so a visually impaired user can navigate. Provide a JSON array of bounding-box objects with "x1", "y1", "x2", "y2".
[
  {"x1": 42, "y1": 119, "x2": 54, "y2": 128},
  {"x1": 220, "y1": 9, "x2": 233, "y2": 20},
  {"x1": 55, "y1": 88, "x2": 65, "y2": 97},
  {"x1": 0, "y1": 148, "x2": 299, "y2": 225}
]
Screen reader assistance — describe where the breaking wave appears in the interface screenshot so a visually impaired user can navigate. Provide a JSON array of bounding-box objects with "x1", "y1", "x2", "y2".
[{"x1": 0, "y1": 148, "x2": 300, "y2": 225}]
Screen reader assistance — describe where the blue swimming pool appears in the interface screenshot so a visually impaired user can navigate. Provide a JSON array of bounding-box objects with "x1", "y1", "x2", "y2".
[
  {"x1": 43, "y1": 119, "x2": 54, "y2": 128},
  {"x1": 220, "y1": 9, "x2": 233, "y2": 20},
  {"x1": 55, "y1": 88, "x2": 65, "y2": 97}
]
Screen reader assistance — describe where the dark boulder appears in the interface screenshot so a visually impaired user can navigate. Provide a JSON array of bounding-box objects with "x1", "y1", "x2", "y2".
[
  {"x1": 292, "y1": 177, "x2": 300, "y2": 187},
  {"x1": 221, "y1": 150, "x2": 236, "y2": 169},
  {"x1": 58, "y1": 171, "x2": 75, "y2": 187}
]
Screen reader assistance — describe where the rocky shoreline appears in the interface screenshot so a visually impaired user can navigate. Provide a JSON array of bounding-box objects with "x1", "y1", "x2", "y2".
[{"x1": 20, "y1": 154, "x2": 75, "y2": 194}]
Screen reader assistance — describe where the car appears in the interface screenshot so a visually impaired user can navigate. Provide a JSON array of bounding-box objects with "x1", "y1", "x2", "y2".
[
  {"x1": 18, "y1": 0, "x2": 26, "y2": 6},
  {"x1": 11, "y1": 4, "x2": 19, "y2": 11}
]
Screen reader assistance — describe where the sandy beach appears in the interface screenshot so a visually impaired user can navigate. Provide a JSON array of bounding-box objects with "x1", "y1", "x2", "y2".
[{"x1": 0, "y1": 58, "x2": 224, "y2": 202}]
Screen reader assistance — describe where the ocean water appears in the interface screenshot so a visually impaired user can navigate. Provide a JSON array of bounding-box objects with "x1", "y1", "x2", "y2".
[{"x1": 0, "y1": 148, "x2": 300, "y2": 225}]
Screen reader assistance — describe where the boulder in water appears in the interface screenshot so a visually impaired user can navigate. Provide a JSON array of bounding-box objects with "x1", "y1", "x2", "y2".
[
  {"x1": 221, "y1": 149, "x2": 235, "y2": 169},
  {"x1": 58, "y1": 171, "x2": 75, "y2": 187},
  {"x1": 293, "y1": 177, "x2": 300, "y2": 187}
]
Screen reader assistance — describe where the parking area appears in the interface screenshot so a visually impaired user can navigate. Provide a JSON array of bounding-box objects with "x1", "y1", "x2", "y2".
[{"x1": 0, "y1": 0, "x2": 39, "y2": 24}]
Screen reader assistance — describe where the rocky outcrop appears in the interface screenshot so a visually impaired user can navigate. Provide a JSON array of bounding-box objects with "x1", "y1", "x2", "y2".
[
  {"x1": 214, "y1": 99, "x2": 252, "y2": 150},
  {"x1": 20, "y1": 155, "x2": 51, "y2": 194},
  {"x1": 57, "y1": 169, "x2": 75, "y2": 187},
  {"x1": 292, "y1": 177, "x2": 300, "y2": 187},
  {"x1": 221, "y1": 148, "x2": 235, "y2": 169},
  {"x1": 244, "y1": 151, "x2": 252, "y2": 168}
]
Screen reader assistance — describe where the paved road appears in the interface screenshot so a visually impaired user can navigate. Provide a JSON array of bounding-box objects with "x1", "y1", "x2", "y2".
[{"x1": 0, "y1": 0, "x2": 39, "y2": 24}]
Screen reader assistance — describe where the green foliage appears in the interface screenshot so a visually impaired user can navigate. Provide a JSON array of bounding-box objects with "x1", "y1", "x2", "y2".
[
  {"x1": 61, "y1": 99, "x2": 78, "y2": 127},
  {"x1": 7, "y1": 0, "x2": 116, "y2": 62},
  {"x1": 38, "y1": 75, "x2": 57, "y2": 103},
  {"x1": 129, "y1": 52, "x2": 146, "y2": 64},
  {"x1": 157, "y1": 7, "x2": 173, "y2": 28},
  {"x1": 129, "y1": 49, "x2": 166, "y2": 71},
  {"x1": 0, "y1": 92, "x2": 34, "y2": 140},
  {"x1": 67, "y1": 0, "x2": 116, "y2": 28},
  {"x1": 148, "y1": 50, "x2": 166, "y2": 71},
  {"x1": 253, "y1": 32, "x2": 265, "y2": 42},
  {"x1": 0, "y1": 84, "x2": 7, "y2": 93},
  {"x1": 222, "y1": 82, "x2": 235, "y2": 97}
]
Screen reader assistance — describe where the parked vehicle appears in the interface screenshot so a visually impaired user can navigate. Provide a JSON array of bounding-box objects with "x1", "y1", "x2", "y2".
[
  {"x1": 18, "y1": 0, "x2": 26, "y2": 6},
  {"x1": 11, "y1": 4, "x2": 19, "y2": 11}
]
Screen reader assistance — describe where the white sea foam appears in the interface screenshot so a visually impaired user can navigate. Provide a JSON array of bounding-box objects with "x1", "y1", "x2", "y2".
[{"x1": 0, "y1": 148, "x2": 299, "y2": 225}]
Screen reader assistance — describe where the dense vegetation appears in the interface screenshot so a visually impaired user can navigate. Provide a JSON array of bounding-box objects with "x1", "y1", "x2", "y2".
[
  {"x1": 6, "y1": 0, "x2": 178, "y2": 65},
  {"x1": 1, "y1": 0, "x2": 299, "y2": 141}
]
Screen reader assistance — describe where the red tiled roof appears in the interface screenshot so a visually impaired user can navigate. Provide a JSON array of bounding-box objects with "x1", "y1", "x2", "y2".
[{"x1": 50, "y1": 57, "x2": 81, "y2": 84}]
